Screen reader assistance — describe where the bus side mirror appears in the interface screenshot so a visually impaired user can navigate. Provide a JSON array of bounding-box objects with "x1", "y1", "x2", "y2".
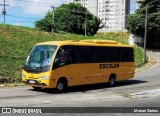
[
  {"x1": 52, "y1": 58, "x2": 59, "y2": 70},
  {"x1": 54, "y1": 58, "x2": 59, "y2": 65}
]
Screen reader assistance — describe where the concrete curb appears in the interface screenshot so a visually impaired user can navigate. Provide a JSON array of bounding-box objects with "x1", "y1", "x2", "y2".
[
  {"x1": 0, "y1": 83, "x2": 25, "y2": 87},
  {"x1": 135, "y1": 56, "x2": 156, "y2": 73}
]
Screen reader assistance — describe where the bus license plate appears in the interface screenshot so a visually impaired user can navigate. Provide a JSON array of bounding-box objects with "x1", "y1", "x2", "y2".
[{"x1": 29, "y1": 80, "x2": 35, "y2": 84}]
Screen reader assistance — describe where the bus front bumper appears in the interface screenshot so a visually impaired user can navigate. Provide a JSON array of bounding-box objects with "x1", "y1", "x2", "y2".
[{"x1": 22, "y1": 79, "x2": 56, "y2": 89}]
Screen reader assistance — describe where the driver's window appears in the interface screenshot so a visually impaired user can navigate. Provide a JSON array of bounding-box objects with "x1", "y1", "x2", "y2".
[
  {"x1": 59, "y1": 49, "x2": 69, "y2": 63},
  {"x1": 53, "y1": 46, "x2": 72, "y2": 69}
]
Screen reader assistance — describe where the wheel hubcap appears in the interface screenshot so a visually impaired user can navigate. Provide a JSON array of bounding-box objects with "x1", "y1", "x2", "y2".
[
  {"x1": 58, "y1": 82, "x2": 63, "y2": 91},
  {"x1": 109, "y1": 78, "x2": 114, "y2": 85}
]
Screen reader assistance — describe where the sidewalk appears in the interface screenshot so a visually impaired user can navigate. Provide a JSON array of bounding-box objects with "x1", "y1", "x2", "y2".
[{"x1": 135, "y1": 55, "x2": 156, "y2": 72}]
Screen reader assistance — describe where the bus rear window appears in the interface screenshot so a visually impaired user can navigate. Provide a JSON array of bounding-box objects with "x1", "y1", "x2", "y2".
[{"x1": 121, "y1": 48, "x2": 134, "y2": 62}]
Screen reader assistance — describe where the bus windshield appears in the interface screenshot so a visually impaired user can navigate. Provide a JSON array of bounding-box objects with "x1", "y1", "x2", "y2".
[{"x1": 24, "y1": 45, "x2": 57, "y2": 73}]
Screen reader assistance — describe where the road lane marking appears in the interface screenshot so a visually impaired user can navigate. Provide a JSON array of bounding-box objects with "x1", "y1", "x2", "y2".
[{"x1": 131, "y1": 89, "x2": 160, "y2": 96}]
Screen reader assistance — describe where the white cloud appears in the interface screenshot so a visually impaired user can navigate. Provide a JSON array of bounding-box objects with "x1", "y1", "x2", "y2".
[
  {"x1": 6, "y1": 0, "x2": 63, "y2": 16},
  {"x1": 23, "y1": 0, "x2": 63, "y2": 16},
  {"x1": 24, "y1": 5, "x2": 51, "y2": 16},
  {"x1": 15, "y1": 22, "x2": 22, "y2": 26}
]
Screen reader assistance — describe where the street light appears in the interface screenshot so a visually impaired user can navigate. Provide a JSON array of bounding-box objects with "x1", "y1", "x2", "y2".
[{"x1": 143, "y1": 0, "x2": 159, "y2": 63}]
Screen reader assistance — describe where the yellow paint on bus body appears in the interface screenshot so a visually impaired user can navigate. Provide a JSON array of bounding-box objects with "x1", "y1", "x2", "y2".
[{"x1": 22, "y1": 40, "x2": 135, "y2": 89}]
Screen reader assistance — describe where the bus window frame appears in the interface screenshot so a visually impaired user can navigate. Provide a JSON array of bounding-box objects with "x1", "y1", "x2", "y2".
[{"x1": 52, "y1": 45, "x2": 134, "y2": 70}]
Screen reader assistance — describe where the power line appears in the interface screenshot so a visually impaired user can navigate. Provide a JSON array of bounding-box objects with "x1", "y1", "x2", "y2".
[
  {"x1": 7, "y1": 1, "x2": 56, "y2": 7},
  {"x1": 5, "y1": 21, "x2": 35, "y2": 24},
  {"x1": 4, "y1": 9, "x2": 159, "y2": 21},
  {"x1": 6, "y1": 0, "x2": 61, "y2": 7},
  {"x1": 13, "y1": 0, "x2": 61, "y2": 5},
  {"x1": 6, "y1": 14, "x2": 41, "y2": 20}
]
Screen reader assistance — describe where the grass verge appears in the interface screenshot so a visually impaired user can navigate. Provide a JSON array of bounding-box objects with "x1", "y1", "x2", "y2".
[
  {"x1": 122, "y1": 93, "x2": 133, "y2": 99},
  {"x1": 0, "y1": 24, "x2": 145, "y2": 84}
]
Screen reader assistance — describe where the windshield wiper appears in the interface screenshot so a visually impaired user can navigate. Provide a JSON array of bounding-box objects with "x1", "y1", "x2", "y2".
[{"x1": 38, "y1": 64, "x2": 43, "y2": 71}]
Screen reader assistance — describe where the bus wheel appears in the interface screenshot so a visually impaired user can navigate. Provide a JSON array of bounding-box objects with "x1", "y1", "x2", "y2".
[
  {"x1": 56, "y1": 80, "x2": 66, "y2": 92},
  {"x1": 33, "y1": 87, "x2": 41, "y2": 91},
  {"x1": 108, "y1": 75, "x2": 116, "y2": 86}
]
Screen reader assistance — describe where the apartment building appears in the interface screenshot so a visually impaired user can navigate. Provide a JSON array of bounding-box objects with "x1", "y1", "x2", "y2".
[
  {"x1": 64, "y1": 0, "x2": 130, "y2": 32},
  {"x1": 64, "y1": 0, "x2": 98, "y2": 16}
]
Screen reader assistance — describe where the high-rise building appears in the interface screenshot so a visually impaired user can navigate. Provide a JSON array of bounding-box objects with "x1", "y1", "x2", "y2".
[
  {"x1": 64, "y1": 0, "x2": 130, "y2": 32},
  {"x1": 136, "y1": 0, "x2": 140, "y2": 9},
  {"x1": 64, "y1": 0, "x2": 98, "y2": 16}
]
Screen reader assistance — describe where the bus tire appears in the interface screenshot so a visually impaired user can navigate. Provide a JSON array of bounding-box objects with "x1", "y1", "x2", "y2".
[
  {"x1": 33, "y1": 87, "x2": 41, "y2": 91},
  {"x1": 56, "y1": 78, "x2": 67, "y2": 92},
  {"x1": 108, "y1": 75, "x2": 116, "y2": 87}
]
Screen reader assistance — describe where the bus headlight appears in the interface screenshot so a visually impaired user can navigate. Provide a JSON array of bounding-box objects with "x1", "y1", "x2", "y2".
[
  {"x1": 22, "y1": 73, "x2": 26, "y2": 78},
  {"x1": 40, "y1": 75, "x2": 50, "y2": 80}
]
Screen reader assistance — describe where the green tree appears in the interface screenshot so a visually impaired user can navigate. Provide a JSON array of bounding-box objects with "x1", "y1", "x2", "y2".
[
  {"x1": 126, "y1": 0, "x2": 160, "y2": 49},
  {"x1": 35, "y1": 3, "x2": 101, "y2": 36},
  {"x1": 34, "y1": 12, "x2": 53, "y2": 32}
]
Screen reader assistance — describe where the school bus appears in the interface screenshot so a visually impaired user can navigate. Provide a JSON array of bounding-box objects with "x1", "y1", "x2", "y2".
[{"x1": 22, "y1": 40, "x2": 135, "y2": 92}]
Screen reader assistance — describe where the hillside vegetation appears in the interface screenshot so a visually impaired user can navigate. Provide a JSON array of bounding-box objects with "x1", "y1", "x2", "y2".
[{"x1": 0, "y1": 24, "x2": 143, "y2": 79}]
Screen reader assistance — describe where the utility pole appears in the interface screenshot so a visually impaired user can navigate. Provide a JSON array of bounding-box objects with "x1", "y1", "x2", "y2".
[
  {"x1": 144, "y1": 5, "x2": 148, "y2": 63},
  {"x1": 0, "y1": 0, "x2": 9, "y2": 23},
  {"x1": 51, "y1": 6, "x2": 55, "y2": 35},
  {"x1": 143, "y1": 0, "x2": 158, "y2": 63},
  {"x1": 97, "y1": 0, "x2": 98, "y2": 17},
  {"x1": 85, "y1": 11, "x2": 87, "y2": 36}
]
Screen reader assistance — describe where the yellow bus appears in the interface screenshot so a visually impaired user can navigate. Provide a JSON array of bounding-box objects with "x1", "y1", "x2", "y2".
[{"x1": 22, "y1": 40, "x2": 135, "y2": 92}]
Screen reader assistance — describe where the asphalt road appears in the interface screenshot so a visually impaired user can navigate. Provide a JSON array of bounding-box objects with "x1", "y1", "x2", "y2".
[{"x1": 0, "y1": 51, "x2": 160, "y2": 115}]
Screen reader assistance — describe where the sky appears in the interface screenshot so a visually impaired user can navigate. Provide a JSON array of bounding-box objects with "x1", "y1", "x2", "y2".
[
  {"x1": 0, "y1": 0, "x2": 137, "y2": 28},
  {"x1": 0, "y1": 0, "x2": 64, "y2": 27}
]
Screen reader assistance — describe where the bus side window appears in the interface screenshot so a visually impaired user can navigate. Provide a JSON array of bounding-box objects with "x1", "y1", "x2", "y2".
[
  {"x1": 108, "y1": 47, "x2": 121, "y2": 62},
  {"x1": 59, "y1": 49, "x2": 72, "y2": 64},
  {"x1": 72, "y1": 46, "x2": 78, "y2": 63},
  {"x1": 95, "y1": 47, "x2": 108, "y2": 62},
  {"x1": 78, "y1": 46, "x2": 94, "y2": 63},
  {"x1": 121, "y1": 48, "x2": 134, "y2": 62}
]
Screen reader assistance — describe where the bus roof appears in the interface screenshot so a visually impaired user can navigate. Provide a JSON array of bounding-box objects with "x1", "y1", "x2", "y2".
[{"x1": 36, "y1": 40, "x2": 134, "y2": 48}]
